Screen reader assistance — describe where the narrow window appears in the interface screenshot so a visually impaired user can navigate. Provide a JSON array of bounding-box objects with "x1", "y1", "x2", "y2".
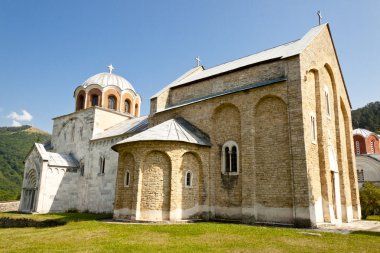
[
  {"x1": 124, "y1": 171, "x2": 130, "y2": 187},
  {"x1": 124, "y1": 99, "x2": 130, "y2": 113},
  {"x1": 370, "y1": 140, "x2": 375, "y2": 154},
  {"x1": 311, "y1": 115, "x2": 316, "y2": 143},
  {"x1": 79, "y1": 160, "x2": 84, "y2": 176},
  {"x1": 92, "y1": 95, "x2": 99, "y2": 106},
  {"x1": 325, "y1": 90, "x2": 330, "y2": 116},
  {"x1": 231, "y1": 146, "x2": 237, "y2": 172},
  {"x1": 355, "y1": 141, "x2": 360, "y2": 154},
  {"x1": 185, "y1": 171, "x2": 192, "y2": 187},
  {"x1": 108, "y1": 96, "x2": 117, "y2": 110},
  {"x1": 225, "y1": 147, "x2": 230, "y2": 172},
  {"x1": 99, "y1": 156, "x2": 105, "y2": 174}
]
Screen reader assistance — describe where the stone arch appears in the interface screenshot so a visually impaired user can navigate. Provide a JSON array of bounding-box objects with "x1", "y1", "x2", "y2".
[
  {"x1": 103, "y1": 88, "x2": 121, "y2": 111},
  {"x1": 86, "y1": 88, "x2": 102, "y2": 107},
  {"x1": 115, "y1": 152, "x2": 135, "y2": 211},
  {"x1": 140, "y1": 150, "x2": 171, "y2": 220},
  {"x1": 180, "y1": 152, "x2": 203, "y2": 218},
  {"x1": 22, "y1": 168, "x2": 38, "y2": 211},
  {"x1": 254, "y1": 95, "x2": 293, "y2": 223},
  {"x1": 340, "y1": 98, "x2": 359, "y2": 219},
  {"x1": 310, "y1": 69, "x2": 330, "y2": 222},
  {"x1": 75, "y1": 90, "x2": 86, "y2": 111},
  {"x1": 211, "y1": 103, "x2": 242, "y2": 213}
]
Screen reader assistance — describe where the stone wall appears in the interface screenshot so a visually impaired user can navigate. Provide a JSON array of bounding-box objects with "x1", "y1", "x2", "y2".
[
  {"x1": 0, "y1": 201, "x2": 20, "y2": 212},
  {"x1": 300, "y1": 25, "x2": 360, "y2": 223}
]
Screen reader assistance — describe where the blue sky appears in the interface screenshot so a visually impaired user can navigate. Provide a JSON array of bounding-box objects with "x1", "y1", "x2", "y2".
[{"x1": 0, "y1": 0, "x2": 379, "y2": 132}]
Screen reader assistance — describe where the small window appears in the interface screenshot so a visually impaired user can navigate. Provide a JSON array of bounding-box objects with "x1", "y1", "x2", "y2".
[
  {"x1": 325, "y1": 90, "x2": 330, "y2": 117},
  {"x1": 185, "y1": 170, "x2": 192, "y2": 187},
  {"x1": 99, "y1": 156, "x2": 105, "y2": 174},
  {"x1": 79, "y1": 160, "x2": 84, "y2": 177},
  {"x1": 370, "y1": 140, "x2": 375, "y2": 154},
  {"x1": 124, "y1": 99, "x2": 131, "y2": 113},
  {"x1": 124, "y1": 171, "x2": 130, "y2": 187},
  {"x1": 311, "y1": 115, "x2": 316, "y2": 143},
  {"x1": 108, "y1": 96, "x2": 117, "y2": 110},
  {"x1": 222, "y1": 141, "x2": 239, "y2": 174},
  {"x1": 355, "y1": 141, "x2": 360, "y2": 154},
  {"x1": 92, "y1": 95, "x2": 99, "y2": 106}
]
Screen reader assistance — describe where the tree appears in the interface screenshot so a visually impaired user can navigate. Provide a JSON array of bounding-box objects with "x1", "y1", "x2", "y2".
[{"x1": 360, "y1": 182, "x2": 380, "y2": 219}]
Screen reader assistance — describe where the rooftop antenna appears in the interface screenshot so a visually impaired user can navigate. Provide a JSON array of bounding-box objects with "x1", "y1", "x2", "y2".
[
  {"x1": 107, "y1": 64, "x2": 114, "y2": 74},
  {"x1": 317, "y1": 10, "x2": 322, "y2": 25},
  {"x1": 195, "y1": 56, "x2": 201, "y2": 67}
]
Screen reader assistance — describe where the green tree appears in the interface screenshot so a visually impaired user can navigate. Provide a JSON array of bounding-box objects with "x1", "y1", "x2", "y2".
[{"x1": 360, "y1": 182, "x2": 380, "y2": 219}]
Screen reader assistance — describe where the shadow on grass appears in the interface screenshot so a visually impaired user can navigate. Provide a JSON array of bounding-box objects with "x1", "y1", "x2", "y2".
[
  {"x1": 0, "y1": 217, "x2": 66, "y2": 228},
  {"x1": 0, "y1": 212, "x2": 113, "y2": 228},
  {"x1": 351, "y1": 231, "x2": 380, "y2": 237}
]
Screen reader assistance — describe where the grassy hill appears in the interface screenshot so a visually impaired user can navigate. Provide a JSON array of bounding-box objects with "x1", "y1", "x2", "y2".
[
  {"x1": 0, "y1": 125, "x2": 50, "y2": 201},
  {"x1": 352, "y1": 101, "x2": 380, "y2": 134}
]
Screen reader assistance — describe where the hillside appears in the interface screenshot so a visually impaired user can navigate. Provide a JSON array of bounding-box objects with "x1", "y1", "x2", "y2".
[
  {"x1": 352, "y1": 101, "x2": 380, "y2": 134},
  {"x1": 0, "y1": 125, "x2": 50, "y2": 201}
]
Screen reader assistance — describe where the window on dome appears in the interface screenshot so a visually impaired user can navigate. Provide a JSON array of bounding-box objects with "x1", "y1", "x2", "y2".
[
  {"x1": 108, "y1": 96, "x2": 117, "y2": 110},
  {"x1": 92, "y1": 95, "x2": 99, "y2": 106},
  {"x1": 77, "y1": 95, "x2": 85, "y2": 110},
  {"x1": 124, "y1": 99, "x2": 131, "y2": 113}
]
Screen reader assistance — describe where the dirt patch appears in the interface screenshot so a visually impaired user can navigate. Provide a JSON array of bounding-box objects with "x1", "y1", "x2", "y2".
[{"x1": 0, "y1": 217, "x2": 66, "y2": 228}]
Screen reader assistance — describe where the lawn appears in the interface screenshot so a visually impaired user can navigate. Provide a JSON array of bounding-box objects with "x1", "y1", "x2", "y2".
[{"x1": 0, "y1": 213, "x2": 379, "y2": 253}]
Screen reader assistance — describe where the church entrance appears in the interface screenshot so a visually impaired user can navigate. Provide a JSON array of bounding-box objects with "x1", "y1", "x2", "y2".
[
  {"x1": 21, "y1": 169, "x2": 38, "y2": 212},
  {"x1": 139, "y1": 151, "x2": 171, "y2": 221}
]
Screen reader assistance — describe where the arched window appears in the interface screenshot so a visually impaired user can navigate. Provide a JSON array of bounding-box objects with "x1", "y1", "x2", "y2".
[
  {"x1": 92, "y1": 95, "x2": 99, "y2": 106},
  {"x1": 124, "y1": 170, "x2": 130, "y2": 187},
  {"x1": 77, "y1": 95, "x2": 85, "y2": 110},
  {"x1": 108, "y1": 96, "x2": 117, "y2": 110},
  {"x1": 222, "y1": 141, "x2": 239, "y2": 174},
  {"x1": 185, "y1": 170, "x2": 192, "y2": 187},
  {"x1": 124, "y1": 99, "x2": 131, "y2": 113},
  {"x1": 99, "y1": 156, "x2": 105, "y2": 174}
]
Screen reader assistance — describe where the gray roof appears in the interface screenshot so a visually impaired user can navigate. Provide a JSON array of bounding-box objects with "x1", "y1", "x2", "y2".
[
  {"x1": 91, "y1": 116, "x2": 149, "y2": 141},
  {"x1": 113, "y1": 117, "x2": 210, "y2": 148},
  {"x1": 35, "y1": 143, "x2": 79, "y2": 168},
  {"x1": 151, "y1": 24, "x2": 326, "y2": 99}
]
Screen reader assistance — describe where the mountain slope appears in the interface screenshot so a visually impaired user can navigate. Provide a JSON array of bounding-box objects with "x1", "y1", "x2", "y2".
[
  {"x1": 352, "y1": 101, "x2": 380, "y2": 134},
  {"x1": 0, "y1": 125, "x2": 50, "y2": 201}
]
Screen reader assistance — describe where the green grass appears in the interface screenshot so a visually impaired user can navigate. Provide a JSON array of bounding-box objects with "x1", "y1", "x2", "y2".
[
  {"x1": 366, "y1": 215, "x2": 380, "y2": 221},
  {"x1": 0, "y1": 213, "x2": 379, "y2": 253}
]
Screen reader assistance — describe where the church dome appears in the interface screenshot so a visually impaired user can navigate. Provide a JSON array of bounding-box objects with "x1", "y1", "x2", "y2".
[{"x1": 81, "y1": 66, "x2": 135, "y2": 92}]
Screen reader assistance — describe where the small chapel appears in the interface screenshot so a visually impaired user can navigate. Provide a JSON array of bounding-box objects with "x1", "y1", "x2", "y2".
[{"x1": 19, "y1": 23, "x2": 361, "y2": 227}]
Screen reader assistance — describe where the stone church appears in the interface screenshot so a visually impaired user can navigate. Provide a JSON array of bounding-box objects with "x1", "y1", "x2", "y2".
[{"x1": 19, "y1": 23, "x2": 361, "y2": 227}]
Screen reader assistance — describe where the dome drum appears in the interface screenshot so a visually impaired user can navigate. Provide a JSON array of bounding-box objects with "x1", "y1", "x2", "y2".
[{"x1": 74, "y1": 68, "x2": 141, "y2": 117}]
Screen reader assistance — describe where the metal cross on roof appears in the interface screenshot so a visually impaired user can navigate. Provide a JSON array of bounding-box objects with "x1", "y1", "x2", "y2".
[
  {"x1": 317, "y1": 10, "x2": 322, "y2": 25},
  {"x1": 195, "y1": 56, "x2": 201, "y2": 67},
  {"x1": 107, "y1": 64, "x2": 114, "y2": 74}
]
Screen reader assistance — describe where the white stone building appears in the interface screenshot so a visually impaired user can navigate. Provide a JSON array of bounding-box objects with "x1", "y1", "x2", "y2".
[{"x1": 19, "y1": 68, "x2": 147, "y2": 213}]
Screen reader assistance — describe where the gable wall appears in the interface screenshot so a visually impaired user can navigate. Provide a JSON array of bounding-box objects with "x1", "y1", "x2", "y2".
[{"x1": 300, "y1": 25, "x2": 360, "y2": 222}]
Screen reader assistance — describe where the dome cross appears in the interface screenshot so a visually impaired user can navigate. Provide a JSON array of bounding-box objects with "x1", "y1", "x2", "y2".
[{"x1": 107, "y1": 64, "x2": 114, "y2": 74}]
